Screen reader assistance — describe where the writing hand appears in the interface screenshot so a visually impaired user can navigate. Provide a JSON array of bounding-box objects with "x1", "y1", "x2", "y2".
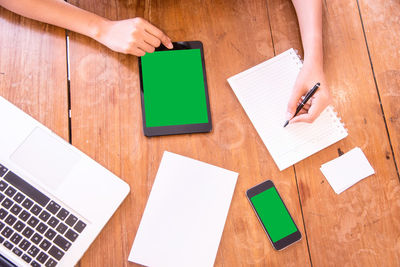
[{"x1": 286, "y1": 62, "x2": 331, "y2": 124}]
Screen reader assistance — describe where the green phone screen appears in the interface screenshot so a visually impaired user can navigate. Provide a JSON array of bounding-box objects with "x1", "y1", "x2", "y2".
[
  {"x1": 141, "y1": 49, "x2": 209, "y2": 127},
  {"x1": 250, "y1": 187, "x2": 298, "y2": 242}
]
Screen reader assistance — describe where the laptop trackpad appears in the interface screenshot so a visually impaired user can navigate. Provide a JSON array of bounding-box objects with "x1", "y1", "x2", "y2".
[{"x1": 10, "y1": 127, "x2": 79, "y2": 191}]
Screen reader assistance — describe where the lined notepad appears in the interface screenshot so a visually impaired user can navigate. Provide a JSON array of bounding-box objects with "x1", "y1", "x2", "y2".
[{"x1": 228, "y1": 49, "x2": 348, "y2": 170}]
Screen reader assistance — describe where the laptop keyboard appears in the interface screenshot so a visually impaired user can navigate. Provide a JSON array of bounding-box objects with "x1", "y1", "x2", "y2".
[{"x1": 0, "y1": 164, "x2": 86, "y2": 267}]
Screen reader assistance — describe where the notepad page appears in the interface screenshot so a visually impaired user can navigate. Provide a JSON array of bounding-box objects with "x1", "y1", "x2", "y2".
[{"x1": 228, "y1": 48, "x2": 347, "y2": 170}]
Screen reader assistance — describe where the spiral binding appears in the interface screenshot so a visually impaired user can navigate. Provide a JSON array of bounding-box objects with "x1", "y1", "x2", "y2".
[
  {"x1": 290, "y1": 49, "x2": 348, "y2": 135},
  {"x1": 290, "y1": 49, "x2": 303, "y2": 71},
  {"x1": 326, "y1": 106, "x2": 348, "y2": 135}
]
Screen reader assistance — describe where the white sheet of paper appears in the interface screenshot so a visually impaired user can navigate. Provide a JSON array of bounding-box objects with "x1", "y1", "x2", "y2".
[
  {"x1": 320, "y1": 147, "x2": 375, "y2": 194},
  {"x1": 227, "y1": 48, "x2": 348, "y2": 170},
  {"x1": 128, "y1": 151, "x2": 238, "y2": 267}
]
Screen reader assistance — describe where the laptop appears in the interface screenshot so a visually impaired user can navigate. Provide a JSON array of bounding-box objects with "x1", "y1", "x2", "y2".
[{"x1": 0, "y1": 96, "x2": 130, "y2": 267}]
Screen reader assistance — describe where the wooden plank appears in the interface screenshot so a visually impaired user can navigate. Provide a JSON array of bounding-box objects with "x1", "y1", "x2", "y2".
[
  {"x1": 267, "y1": 0, "x2": 400, "y2": 265},
  {"x1": 68, "y1": 0, "x2": 311, "y2": 266},
  {"x1": 0, "y1": 7, "x2": 68, "y2": 138},
  {"x1": 147, "y1": 1, "x2": 311, "y2": 266},
  {"x1": 67, "y1": 1, "x2": 147, "y2": 266},
  {"x1": 147, "y1": 2, "x2": 312, "y2": 266},
  {"x1": 358, "y1": 0, "x2": 400, "y2": 178},
  {"x1": 151, "y1": 0, "x2": 310, "y2": 266}
]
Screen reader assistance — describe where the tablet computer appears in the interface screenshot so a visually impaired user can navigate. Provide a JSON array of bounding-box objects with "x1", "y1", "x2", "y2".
[{"x1": 138, "y1": 41, "x2": 212, "y2": 137}]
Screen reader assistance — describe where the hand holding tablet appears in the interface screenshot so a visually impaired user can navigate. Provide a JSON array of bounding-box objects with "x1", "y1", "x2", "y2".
[{"x1": 139, "y1": 41, "x2": 212, "y2": 136}]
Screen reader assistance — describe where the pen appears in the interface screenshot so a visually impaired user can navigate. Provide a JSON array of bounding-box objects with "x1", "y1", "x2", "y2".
[{"x1": 283, "y1": 82, "x2": 320, "y2": 127}]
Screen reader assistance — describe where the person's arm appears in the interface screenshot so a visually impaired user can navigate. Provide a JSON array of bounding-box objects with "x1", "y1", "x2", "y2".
[
  {"x1": 286, "y1": 0, "x2": 331, "y2": 124},
  {"x1": 0, "y1": 0, "x2": 173, "y2": 56}
]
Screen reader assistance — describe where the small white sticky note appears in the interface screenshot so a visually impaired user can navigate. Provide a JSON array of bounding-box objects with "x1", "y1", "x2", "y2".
[{"x1": 320, "y1": 147, "x2": 375, "y2": 194}]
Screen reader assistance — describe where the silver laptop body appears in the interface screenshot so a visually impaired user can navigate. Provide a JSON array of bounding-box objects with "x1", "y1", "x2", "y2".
[{"x1": 0, "y1": 96, "x2": 130, "y2": 266}]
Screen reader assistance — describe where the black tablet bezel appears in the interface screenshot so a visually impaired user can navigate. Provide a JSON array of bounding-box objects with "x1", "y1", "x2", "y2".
[
  {"x1": 246, "y1": 180, "x2": 302, "y2": 250},
  {"x1": 138, "y1": 41, "x2": 212, "y2": 137}
]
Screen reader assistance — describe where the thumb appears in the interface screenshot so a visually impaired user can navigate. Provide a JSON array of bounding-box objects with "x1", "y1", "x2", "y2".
[
  {"x1": 290, "y1": 113, "x2": 313, "y2": 124},
  {"x1": 290, "y1": 96, "x2": 325, "y2": 124}
]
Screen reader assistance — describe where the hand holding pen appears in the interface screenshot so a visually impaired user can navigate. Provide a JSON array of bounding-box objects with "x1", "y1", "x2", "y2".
[
  {"x1": 284, "y1": 83, "x2": 320, "y2": 127},
  {"x1": 285, "y1": 61, "x2": 332, "y2": 126}
]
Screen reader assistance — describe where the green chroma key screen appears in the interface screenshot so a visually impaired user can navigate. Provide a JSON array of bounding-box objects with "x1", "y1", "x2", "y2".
[
  {"x1": 141, "y1": 49, "x2": 209, "y2": 127},
  {"x1": 250, "y1": 187, "x2": 298, "y2": 242}
]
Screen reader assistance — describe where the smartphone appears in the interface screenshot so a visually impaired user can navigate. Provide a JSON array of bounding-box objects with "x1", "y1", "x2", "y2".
[{"x1": 246, "y1": 180, "x2": 302, "y2": 250}]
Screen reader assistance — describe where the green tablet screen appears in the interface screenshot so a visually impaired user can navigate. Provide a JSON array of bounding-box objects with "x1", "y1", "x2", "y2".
[{"x1": 141, "y1": 49, "x2": 209, "y2": 127}]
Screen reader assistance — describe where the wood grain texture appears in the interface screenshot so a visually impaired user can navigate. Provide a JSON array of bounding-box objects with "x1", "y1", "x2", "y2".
[
  {"x1": 0, "y1": 7, "x2": 68, "y2": 139},
  {"x1": 68, "y1": 0, "x2": 310, "y2": 266},
  {"x1": 268, "y1": 0, "x2": 400, "y2": 266},
  {"x1": 67, "y1": 1, "x2": 146, "y2": 266},
  {"x1": 148, "y1": 1, "x2": 310, "y2": 266},
  {"x1": 358, "y1": 0, "x2": 400, "y2": 178},
  {"x1": 6, "y1": 0, "x2": 393, "y2": 266}
]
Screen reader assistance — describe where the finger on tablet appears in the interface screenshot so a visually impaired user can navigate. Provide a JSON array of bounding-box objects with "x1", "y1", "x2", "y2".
[
  {"x1": 144, "y1": 31, "x2": 161, "y2": 48},
  {"x1": 127, "y1": 47, "x2": 146, "y2": 57},
  {"x1": 144, "y1": 21, "x2": 173, "y2": 49},
  {"x1": 138, "y1": 40, "x2": 155, "y2": 53}
]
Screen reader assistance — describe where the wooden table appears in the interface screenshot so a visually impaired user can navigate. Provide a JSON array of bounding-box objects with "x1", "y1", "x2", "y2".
[{"x1": 1, "y1": 0, "x2": 400, "y2": 266}]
